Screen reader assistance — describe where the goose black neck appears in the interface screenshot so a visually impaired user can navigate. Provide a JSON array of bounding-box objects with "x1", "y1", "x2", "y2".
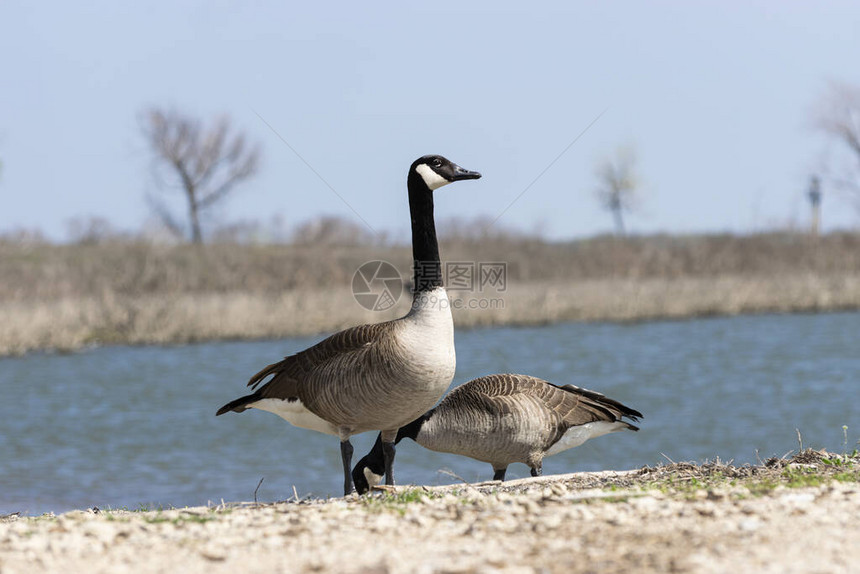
[
  {"x1": 397, "y1": 411, "x2": 432, "y2": 442},
  {"x1": 359, "y1": 414, "x2": 430, "y2": 477},
  {"x1": 407, "y1": 172, "x2": 442, "y2": 293}
]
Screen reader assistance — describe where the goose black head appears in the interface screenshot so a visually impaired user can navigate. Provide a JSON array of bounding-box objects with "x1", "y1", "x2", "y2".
[
  {"x1": 351, "y1": 450, "x2": 384, "y2": 495},
  {"x1": 351, "y1": 420, "x2": 428, "y2": 495},
  {"x1": 410, "y1": 155, "x2": 481, "y2": 191}
]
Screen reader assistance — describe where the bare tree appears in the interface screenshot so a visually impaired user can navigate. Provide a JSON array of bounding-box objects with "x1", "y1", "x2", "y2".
[
  {"x1": 141, "y1": 108, "x2": 261, "y2": 244},
  {"x1": 813, "y1": 81, "x2": 860, "y2": 210},
  {"x1": 594, "y1": 146, "x2": 638, "y2": 236}
]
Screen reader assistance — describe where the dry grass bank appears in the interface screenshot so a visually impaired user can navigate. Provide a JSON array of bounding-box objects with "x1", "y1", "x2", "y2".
[
  {"x1": 1, "y1": 233, "x2": 859, "y2": 355},
  {"x1": 4, "y1": 232, "x2": 860, "y2": 301}
]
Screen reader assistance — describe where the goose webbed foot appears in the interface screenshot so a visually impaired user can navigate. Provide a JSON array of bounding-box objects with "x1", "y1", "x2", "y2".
[
  {"x1": 382, "y1": 441, "x2": 396, "y2": 486},
  {"x1": 492, "y1": 468, "x2": 507, "y2": 481},
  {"x1": 530, "y1": 465, "x2": 542, "y2": 478},
  {"x1": 341, "y1": 440, "x2": 355, "y2": 495}
]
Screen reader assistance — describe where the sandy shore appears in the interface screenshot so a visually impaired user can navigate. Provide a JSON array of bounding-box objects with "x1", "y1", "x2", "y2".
[{"x1": 2, "y1": 451, "x2": 857, "y2": 573}]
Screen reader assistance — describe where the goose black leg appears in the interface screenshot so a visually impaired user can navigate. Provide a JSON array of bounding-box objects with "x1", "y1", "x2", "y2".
[
  {"x1": 382, "y1": 441, "x2": 396, "y2": 486},
  {"x1": 530, "y1": 464, "x2": 542, "y2": 478},
  {"x1": 492, "y1": 468, "x2": 507, "y2": 481},
  {"x1": 341, "y1": 440, "x2": 355, "y2": 495}
]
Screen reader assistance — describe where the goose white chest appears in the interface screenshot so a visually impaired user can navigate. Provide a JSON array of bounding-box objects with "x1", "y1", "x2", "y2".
[{"x1": 398, "y1": 287, "x2": 456, "y2": 383}]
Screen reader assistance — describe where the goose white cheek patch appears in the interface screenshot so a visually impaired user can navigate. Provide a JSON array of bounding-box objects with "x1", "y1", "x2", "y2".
[
  {"x1": 364, "y1": 467, "x2": 384, "y2": 489},
  {"x1": 415, "y1": 164, "x2": 451, "y2": 190}
]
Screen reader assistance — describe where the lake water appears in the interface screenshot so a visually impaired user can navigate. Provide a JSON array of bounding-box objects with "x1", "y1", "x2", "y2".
[{"x1": 1, "y1": 312, "x2": 858, "y2": 515}]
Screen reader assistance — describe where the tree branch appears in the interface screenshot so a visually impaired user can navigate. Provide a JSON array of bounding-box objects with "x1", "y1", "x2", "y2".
[
  {"x1": 141, "y1": 108, "x2": 262, "y2": 243},
  {"x1": 144, "y1": 192, "x2": 185, "y2": 239}
]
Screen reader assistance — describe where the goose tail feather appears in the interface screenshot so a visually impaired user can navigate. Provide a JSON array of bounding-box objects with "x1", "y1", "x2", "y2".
[{"x1": 215, "y1": 393, "x2": 258, "y2": 416}]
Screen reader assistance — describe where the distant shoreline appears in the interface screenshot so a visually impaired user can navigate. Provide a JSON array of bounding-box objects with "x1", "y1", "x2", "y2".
[
  {"x1": 4, "y1": 233, "x2": 860, "y2": 356},
  {"x1": 2, "y1": 273, "x2": 858, "y2": 357}
]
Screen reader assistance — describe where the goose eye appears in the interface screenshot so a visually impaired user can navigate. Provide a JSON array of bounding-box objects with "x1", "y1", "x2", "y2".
[{"x1": 433, "y1": 158, "x2": 443, "y2": 168}]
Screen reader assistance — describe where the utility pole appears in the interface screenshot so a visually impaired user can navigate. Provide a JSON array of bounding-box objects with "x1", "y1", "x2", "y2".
[{"x1": 808, "y1": 176, "x2": 822, "y2": 236}]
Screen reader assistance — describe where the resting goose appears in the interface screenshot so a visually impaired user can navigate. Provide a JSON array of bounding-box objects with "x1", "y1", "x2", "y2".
[
  {"x1": 351, "y1": 373, "x2": 642, "y2": 493},
  {"x1": 216, "y1": 155, "x2": 481, "y2": 495}
]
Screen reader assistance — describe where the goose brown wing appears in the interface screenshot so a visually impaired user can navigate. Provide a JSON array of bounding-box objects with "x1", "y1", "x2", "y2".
[
  {"x1": 444, "y1": 374, "x2": 641, "y2": 427},
  {"x1": 441, "y1": 374, "x2": 555, "y2": 417},
  {"x1": 246, "y1": 321, "x2": 396, "y2": 400}
]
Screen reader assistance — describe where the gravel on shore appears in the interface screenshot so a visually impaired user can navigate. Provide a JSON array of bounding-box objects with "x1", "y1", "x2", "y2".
[{"x1": 2, "y1": 451, "x2": 858, "y2": 573}]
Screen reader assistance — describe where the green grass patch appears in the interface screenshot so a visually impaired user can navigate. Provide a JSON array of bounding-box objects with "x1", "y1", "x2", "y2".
[{"x1": 359, "y1": 489, "x2": 441, "y2": 514}]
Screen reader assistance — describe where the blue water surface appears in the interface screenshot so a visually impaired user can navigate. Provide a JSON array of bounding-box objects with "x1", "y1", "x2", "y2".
[{"x1": 1, "y1": 312, "x2": 857, "y2": 514}]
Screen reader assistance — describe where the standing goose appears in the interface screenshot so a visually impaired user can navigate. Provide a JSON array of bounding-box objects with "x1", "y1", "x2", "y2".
[
  {"x1": 351, "y1": 374, "x2": 642, "y2": 494},
  {"x1": 216, "y1": 155, "x2": 481, "y2": 495}
]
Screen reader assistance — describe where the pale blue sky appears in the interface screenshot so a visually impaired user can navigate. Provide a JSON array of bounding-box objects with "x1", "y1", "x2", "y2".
[{"x1": 2, "y1": 1, "x2": 859, "y2": 241}]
